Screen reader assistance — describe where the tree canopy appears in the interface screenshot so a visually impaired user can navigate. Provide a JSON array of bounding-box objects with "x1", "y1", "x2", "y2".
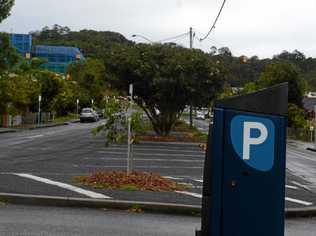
[
  {"x1": 107, "y1": 43, "x2": 226, "y2": 135},
  {"x1": 0, "y1": 0, "x2": 14, "y2": 23}
]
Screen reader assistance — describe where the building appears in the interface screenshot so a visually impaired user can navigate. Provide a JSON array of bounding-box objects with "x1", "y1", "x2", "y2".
[
  {"x1": 10, "y1": 33, "x2": 84, "y2": 74},
  {"x1": 10, "y1": 34, "x2": 32, "y2": 58},
  {"x1": 303, "y1": 92, "x2": 316, "y2": 119},
  {"x1": 33, "y1": 45, "x2": 84, "y2": 74}
]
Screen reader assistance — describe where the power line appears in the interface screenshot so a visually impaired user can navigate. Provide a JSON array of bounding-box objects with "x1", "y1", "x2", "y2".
[
  {"x1": 199, "y1": 0, "x2": 227, "y2": 42},
  {"x1": 157, "y1": 32, "x2": 190, "y2": 43}
]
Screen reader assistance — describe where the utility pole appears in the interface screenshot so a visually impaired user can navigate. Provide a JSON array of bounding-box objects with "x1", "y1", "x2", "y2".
[
  {"x1": 127, "y1": 84, "x2": 134, "y2": 174},
  {"x1": 314, "y1": 105, "x2": 316, "y2": 148},
  {"x1": 189, "y1": 27, "x2": 194, "y2": 128},
  {"x1": 76, "y1": 99, "x2": 79, "y2": 118}
]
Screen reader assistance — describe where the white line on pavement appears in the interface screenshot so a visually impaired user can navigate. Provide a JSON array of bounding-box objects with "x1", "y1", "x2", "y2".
[
  {"x1": 78, "y1": 165, "x2": 203, "y2": 169},
  {"x1": 291, "y1": 181, "x2": 313, "y2": 192},
  {"x1": 286, "y1": 185, "x2": 299, "y2": 190},
  {"x1": 285, "y1": 197, "x2": 313, "y2": 206},
  {"x1": 163, "y1": 176, "x2": 184, "y2": 180},
  {"x1": 85, "y1": 157, "x2": 203, "y2": 163},
  {"x1": 27, "y1": 135, "x2": 44, "y2": 139},
  {"x1": 287, "y1": 149, "x2": 316, "y2": 163},
  {"x1": 194, "y1": 179, "x2": 204, "y2": 183},
  {"x1": 175, "y1": 191, "x2": 202, "y2": 198},
  {"x1": 97, "y1": 151, "x2": 204, "y2": 158},
  {"x1": 14, "y1": 173, "x2": 111, "y2": 199}
]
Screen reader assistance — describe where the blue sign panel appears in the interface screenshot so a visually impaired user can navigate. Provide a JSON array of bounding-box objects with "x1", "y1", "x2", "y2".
[{"x1": 230, "y1": 115, "x2": 275, "y2": 171}]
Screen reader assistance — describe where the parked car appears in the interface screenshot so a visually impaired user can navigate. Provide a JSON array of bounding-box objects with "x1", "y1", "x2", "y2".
[
  {"x1": 80, "y1": 108, "x2": 99, "y2": 122},
  {"x1": 96, "y1": 109, "x2": 105, "y2": 118},
  {"x1": 196, "y1": 111, "x2": 206, "y2": 120}
]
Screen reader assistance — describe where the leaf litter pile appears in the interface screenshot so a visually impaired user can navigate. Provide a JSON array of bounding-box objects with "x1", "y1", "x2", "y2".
[{"x1": 74, "y1": 171, "x2": 189, "y2": 192}]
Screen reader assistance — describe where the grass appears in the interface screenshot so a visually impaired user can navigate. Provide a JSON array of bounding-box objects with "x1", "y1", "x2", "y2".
[{"x1": 74, "y1": 171, "x2": 190, "y2": 192}]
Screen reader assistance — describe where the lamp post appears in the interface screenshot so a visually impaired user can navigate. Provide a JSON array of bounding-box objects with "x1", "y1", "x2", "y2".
[{"x1": 131, "y1": 34, "x2": 155, "y2": 44}]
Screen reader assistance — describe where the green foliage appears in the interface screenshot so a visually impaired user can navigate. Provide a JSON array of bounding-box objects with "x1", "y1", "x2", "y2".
[
  {"x1": 0, "y1": 0, "x2": 14, "y2": 23},
  {"x1": 257, "y1": 62, "x2": 305, "y2": 107},
  {"x1": 92, "y1": 97, "x2": 144, "y2": 145},
  {"x1": 287, "y1": 103, "x2": 307, "y2": 129},
  {"x1": 68, "y1": 58, "x2": 108, "y2": 107},
  {"x1": 107, "y1": 43, "x2": 226, "y2": 135},
  {"x1": 0, "y1": 33, "x2": 19, "y2": 72}
]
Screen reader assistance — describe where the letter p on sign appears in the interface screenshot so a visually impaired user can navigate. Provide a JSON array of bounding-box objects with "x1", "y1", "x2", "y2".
[
  {"x1": 243, "y1": 122, "x2": 268, "y2": 160},
  {"x1": 231, "y1": 115, "x2": 275, "y2": 171}
]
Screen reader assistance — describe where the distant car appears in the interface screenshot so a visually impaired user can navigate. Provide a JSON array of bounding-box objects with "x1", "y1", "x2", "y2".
[
  {"x1": 96, "y1": 109, "x2": 105, "y2": 118},
  {"x1": 196, "y1": 111, "x2": 206, "y2": 120},
  {"x1": 80, "y1": 108, "x2": 99, "y2": 122}
]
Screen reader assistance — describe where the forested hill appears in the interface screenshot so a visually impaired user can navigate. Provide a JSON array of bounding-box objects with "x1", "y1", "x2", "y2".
[
  {"x1": 31, "y1": 24, "x2": 133, "y2": 58},
  {"x1": 31, "y1": 25, "x2": 316, "y2": 90}
]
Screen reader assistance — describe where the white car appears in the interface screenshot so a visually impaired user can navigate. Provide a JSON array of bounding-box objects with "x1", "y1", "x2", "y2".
[
  {"x1": 80, "y1": 108, "x2": 99, "y2": 122},
  {"x1": 196, "y1": 111, "x2": 206, "y2": 120}
]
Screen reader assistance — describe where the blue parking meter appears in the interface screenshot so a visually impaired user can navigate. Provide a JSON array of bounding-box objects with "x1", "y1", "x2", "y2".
[{"x1": 197, "y1": 83, "x2": 288, "y2": 236}]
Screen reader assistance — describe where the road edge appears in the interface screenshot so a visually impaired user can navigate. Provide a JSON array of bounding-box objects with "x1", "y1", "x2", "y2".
[{"x1": 0, "y1": 193, "x2": 315, "y2": 218}]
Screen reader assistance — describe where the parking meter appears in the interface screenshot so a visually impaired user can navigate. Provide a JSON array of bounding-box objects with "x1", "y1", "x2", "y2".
[{"x1": 197, "y1": 83, "x2": 288, "y2": 236}]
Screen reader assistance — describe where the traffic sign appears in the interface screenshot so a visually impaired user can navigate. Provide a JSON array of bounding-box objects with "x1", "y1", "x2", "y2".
[{"x1": 197, "y1": 83, "x2": 288, "y2": 236}]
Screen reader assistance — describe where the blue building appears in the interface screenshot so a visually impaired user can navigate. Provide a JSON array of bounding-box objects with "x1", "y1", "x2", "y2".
[
  {"x1": 10, "y1": 33, "x2": 84, "y2": 74},
  {"x1": 10, "y1": 34, "x2": 32, "y2": 58},
  {"x1": 33, "y1": 45, "x2": 84, "y2": 74}
]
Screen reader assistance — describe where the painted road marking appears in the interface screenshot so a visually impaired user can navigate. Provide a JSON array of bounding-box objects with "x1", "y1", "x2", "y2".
[
  {"x1": 97, "y1": 151, "x2": 204, "y2": 158},
  {"x1": 175, "y1": 191, "x2": 202, "y2": 199},
  {"x1": 78, "y1": 165, "x2": 203, "y2": 169},
  {"x1": 163, "y1": 176, "x2": 184, "y2": 180},
  {"x1": 286, "y1": 185, "x2": 299, "y2": 190},
  {"x1": 194, "y1": 179, "x2": 204, "y2": 183},
  {"x1": 98, "y1": 148, "x2": 204, "y2": 154},
  {"x1": 86, "y1": 157, "x2": 203, "y2": 163},
  {"x1": 285, "y1": 197, "x2": 313, "y2": 206},
  {"x1": 287, "y1": 149, "x2": 316, "y2": 163},
  {"x1": 14, "y1": 173, "x2": 111, "y2": 199},
  {"x1": 291, "y1": 181, "x2": 313, "y2": 192},
  {"x1": 27, "y1": 135, "x2": 44, "y2": 139}
]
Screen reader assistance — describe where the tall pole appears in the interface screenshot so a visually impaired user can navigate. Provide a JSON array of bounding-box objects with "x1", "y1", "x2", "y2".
[
  {"x1": 189, "y1": 27, "x2": 194, "y2": 128},
  {"x1": 76, "y1": 99, "x2": 79, "y2": 118},
  {"x1": 38, "y1": 95, "x2": 41, "y2": 126},
  {"x1": 314, "y1": 105, "x2": 316, "y2": 148},
  {"x1": 127, "y1": 84, "x2": 134, "y2": 174}
]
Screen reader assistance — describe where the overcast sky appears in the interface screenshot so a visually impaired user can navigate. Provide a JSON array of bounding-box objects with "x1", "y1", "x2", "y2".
[{"x1": 1, "y1": 0, "x2": 316, "y2": 58}]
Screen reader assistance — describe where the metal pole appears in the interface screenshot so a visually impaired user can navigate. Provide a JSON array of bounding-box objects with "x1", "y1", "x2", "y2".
[
  {"x1": 127, "y1": 84, "x2": 134, "y2": 174},
  {"x1": 314, "y1": 105, "x2": 316, "y2": 148},
  {"x1": 38, "y1": 95, "x2": 41, "y2": 126},
  {"x1": 76, "y1": 99, "x2": 79, "y2": 118},
  {"x1": 189, "y1": 27, "x2": 194, "y2": 128}
]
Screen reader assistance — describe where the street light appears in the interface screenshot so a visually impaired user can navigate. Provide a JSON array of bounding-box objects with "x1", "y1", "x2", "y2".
[
  {"x1": 76, "y1": 99, "x2": 79, "y2": 118},
  {"x1": 131, "y1": 34, "x2": 155, "y2": 44}
]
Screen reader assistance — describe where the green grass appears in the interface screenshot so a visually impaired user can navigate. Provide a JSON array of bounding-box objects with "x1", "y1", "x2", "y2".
[{"x1": 53, "y1": 113, "x2": 78, "y2": 124}]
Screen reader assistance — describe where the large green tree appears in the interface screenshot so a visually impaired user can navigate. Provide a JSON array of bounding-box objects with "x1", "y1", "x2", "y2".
[
  {"x1": 0, "y1": 0, "x2": 14, "y2": 23},
  {"x1": 0, "y1": 33, "x2": 19, "y2": 72},
  {"x1": 107, "y1": 43, "x2": 226, "y2": 135}
]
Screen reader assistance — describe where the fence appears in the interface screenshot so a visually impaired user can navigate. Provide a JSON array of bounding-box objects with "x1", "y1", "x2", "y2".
[
  {"x1": 287, "y1": 127, "x2": 315, "y2": 143},
  {"x1": 0, "y1": 112, "x2": 53, "y2": 128}
]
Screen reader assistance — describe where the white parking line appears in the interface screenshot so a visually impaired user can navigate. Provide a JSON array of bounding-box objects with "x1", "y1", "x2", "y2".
[
  {"x1": 194, "y1": 179, "x2": 204, "y2": 183},
  {"x1": 27, "y1": 135, "x2": 44, "y2": 139},
  {"x1": 163, "y1": 176, "x2": 184, "y2": 180},
  {"x1": 286, "y1": 185, "x2": 299, "y2": 190},
  {"x1": 291, "y1": 181, "x2": 313, "y2": 192},
  {"x1": 14, "y1": 173, "x2": 111, "y2": 199},
  {"x1": 175, "y1": 191, "x2": 202, "y2": 199},
  {"x1": 285, "y1": 197, "x2": 313, "y2": 206}
]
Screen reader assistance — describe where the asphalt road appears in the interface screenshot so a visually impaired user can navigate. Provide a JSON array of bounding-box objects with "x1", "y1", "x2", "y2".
[
  {"x1": 0, "y1": 120, "x2": 315, "y2": 209},
  {"x1": 0, "y1": 204, "x2": 315, "y2": 236}
]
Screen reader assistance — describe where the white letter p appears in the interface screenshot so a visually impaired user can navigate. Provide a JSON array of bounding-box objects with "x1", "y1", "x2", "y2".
[{"x1": 243, "y1": 122, "x2": 268, "y2": 160}]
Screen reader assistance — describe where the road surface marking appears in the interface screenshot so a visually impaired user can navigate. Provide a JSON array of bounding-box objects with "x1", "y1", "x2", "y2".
[
  {"x1": 175, "y1": 191, "x2": 202, "y2": 198},
  {"x1": 163, "y1": 176, "x2": 184, "y2": 180},
  {"x1": 285, "y1": 197, "x2": 313, "y2": 206},
  {"x1": 79, "y1": 165, "x2": 203, "y2": 169},
  {"x1": 97, "y1": 151, "x2": 204, "y2": 158},
  {"x1": 285, "y1": 185, "x2": 299, "y2": 190},
  {"x1": 98, "y1": 148, "x2": 204, "y2": 154},
  {"x1": 14, "y1": 173, "x2": 111, "y2": 199},
  {"x1": 27, "y1": 135, "x2": 44, "y2": 139},
  {"x1": 291, "y1": 181, "x2": 313, "y2": 192},
  {"x1": 287, "y1": 149, "x2": 316, "y2": 163},
  {"x1": 87, "y1": 157, "x2": 203, "y2": 163},
  {"x1": 194, "y1": 179, "x2": 204, "y2": 183}
]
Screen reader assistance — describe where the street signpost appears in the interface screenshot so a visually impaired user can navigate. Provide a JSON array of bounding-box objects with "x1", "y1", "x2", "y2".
[
  {"x1": 197, "y1": 83, "x2": 288, "y2": 236},
  {"x1": 38, "y1": 95, "x2": 42, "y2": 126},
  {"x1": 127, "y1": 84, "x2": 134, "y2": 174}
]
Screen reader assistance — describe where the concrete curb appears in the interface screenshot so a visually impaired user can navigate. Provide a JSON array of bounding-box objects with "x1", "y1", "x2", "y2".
[
  {"x1": 0, "y1": 130, "x2": 17, "y2": 134},
  {"x1": 0, "y1": 193, "x2": 200, "y2": 216},
  {"x1": 0, "y1": 193, "x2": 315, "y2": 218}
]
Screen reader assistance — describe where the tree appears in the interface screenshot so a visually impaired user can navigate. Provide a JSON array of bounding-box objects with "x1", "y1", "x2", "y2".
[
  {"x1": 0, "y1": 0, "x2": 14, "y2": 23},
  {"x1": 107, "y1": 43, "x2": 226, "y2": 135},
  {"x1": 257, "y1": 62, "x2": 305, "y2": 107},
  {"x1": 0, "y1": 33, "x2": 19, "y2": 73}
]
